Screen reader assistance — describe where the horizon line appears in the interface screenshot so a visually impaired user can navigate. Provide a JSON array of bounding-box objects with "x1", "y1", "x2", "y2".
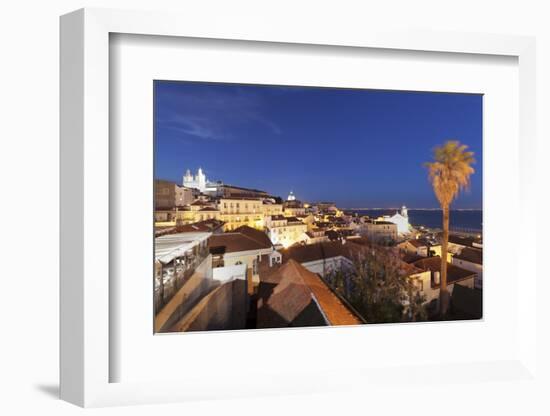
[{"x1": 343, "y1": 207, "x2": 482, "y2": 211}]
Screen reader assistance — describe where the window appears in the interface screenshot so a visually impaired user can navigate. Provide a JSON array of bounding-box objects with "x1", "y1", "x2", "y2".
[
  {"x1": 235, "y1": 261, "x2": 243, "y2": 265},
  {"x1": 212, "y1": 255, "x2": 224, "y2": 268}
]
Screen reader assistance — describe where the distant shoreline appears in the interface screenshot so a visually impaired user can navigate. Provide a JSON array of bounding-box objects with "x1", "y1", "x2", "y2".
[
  {"x1": 344, "y1": 208, "x2": 482, "y2": 211},
  {"x1": 348, "y1": 208, "x2": 482, "y2": 233}
]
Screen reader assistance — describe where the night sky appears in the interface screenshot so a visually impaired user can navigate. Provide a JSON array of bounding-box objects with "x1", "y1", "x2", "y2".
[{"x1": 154, "y1": 81, "x2": 482, "y2": 209}]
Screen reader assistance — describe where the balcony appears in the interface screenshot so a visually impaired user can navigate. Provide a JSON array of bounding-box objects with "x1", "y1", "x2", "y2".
[{"x1": 155, "y1": 245, "x2": 210, "y2": 313}]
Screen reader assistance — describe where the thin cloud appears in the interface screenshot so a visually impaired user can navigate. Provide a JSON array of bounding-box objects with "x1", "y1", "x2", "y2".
[
  {"x1": 156, "y1": 83, "x2": 282, "y2": 141},
  {"x1": 165, "y1": 115, "x2": 227, "y2": 141}
]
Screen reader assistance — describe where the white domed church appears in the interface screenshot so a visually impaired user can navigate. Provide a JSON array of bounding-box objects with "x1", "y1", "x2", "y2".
[{"x1": 182, "y1": 167, "x2": 219, "y2": 194}]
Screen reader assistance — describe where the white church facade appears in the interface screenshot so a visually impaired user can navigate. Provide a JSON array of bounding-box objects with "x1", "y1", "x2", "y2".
[
  {"x1": 378, "y1": 205, "x2": 411, "y2": 236},
  {"x1": 182, "y1": 168, "x2": 219, "y2": 194}
]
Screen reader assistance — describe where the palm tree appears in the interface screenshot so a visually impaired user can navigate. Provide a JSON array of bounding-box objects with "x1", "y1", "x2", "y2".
[{"x1": 425, "y1": 141, "x2": 475, "y2": 316}]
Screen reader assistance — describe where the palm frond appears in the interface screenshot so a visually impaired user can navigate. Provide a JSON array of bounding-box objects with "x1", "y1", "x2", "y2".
[{"x1": 425, "y1": 140, "x2": 476, "y2": 207}]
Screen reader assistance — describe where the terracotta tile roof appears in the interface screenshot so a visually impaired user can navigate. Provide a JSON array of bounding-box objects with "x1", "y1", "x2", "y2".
[
  {"x1": 233, "y1": 226, "x2": 273, "y2": 248},
  {"x1": 281, "y1": 241, "x2": 353, "y2": 264},
  {"x1": 156, "y1": 219, "x2": 224, "y2": 235},
  {"x1": 407, "y1": 239, "x2": 428, "y2": 248},
  {"x1": 346, "y1": 237, "x2": 371, "y2": 246},
  {"x1": 412, "y1": 256, "x2": 476, "y2": 288},
  {"x1": 306, "y1": 231, "x2": 327, "y2": 239},
  {"x1": 258, "y1": 261, "x2": 285, "y2": 285},
  {"x1": 209, "y1": 232, "x2": 271, "y2": 254},
  {"x1": 190, "y1": 200, "x2": 211, "y2": 206},
  {"x1": 220, "y1": 184, "x2": 267, "y2": 194},
  {"x1": 454, "y1": 247, "x2": 483, "y2": 265},
  {"x1": 399, "y1": 261, "x2": 425, "y2": 277},
  {"x1": 448, "y1": 234, "x2": 482, "y2": 247},
  {"x1": 259, "y1": 260, "x2": 363, "y2": 327},
  {"x1": 400, "y1": 252, "x2": 425, "y2": 264}
]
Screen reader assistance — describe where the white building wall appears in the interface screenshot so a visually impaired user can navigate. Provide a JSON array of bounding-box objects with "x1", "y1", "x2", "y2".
[
  {"x1": 383, "y1": 212, "x2": 410, "y2": 235},
  {"x1": 411, "y1": 271, "x2": 476, "y2": 304},
  {"x1": 300, "y1": 256, "x2": 353, "y2": 278},
  {"x1": 212, "y1": 263, "x2": 247, "y2": 283},
  {"x1": 268, "y1": 223, "x2": 308, "y2": 247},
  {"x1": 223, "y1": 248, "x2": 273, "y2": 270},
  {"x1": 451, "y1": 258, "x2": 483, "y2": 288}
]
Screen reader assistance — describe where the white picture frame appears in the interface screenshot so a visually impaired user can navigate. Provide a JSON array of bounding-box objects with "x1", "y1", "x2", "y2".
[{"x1": 60, "y1": 7, "x2": 538, "y2": 408}]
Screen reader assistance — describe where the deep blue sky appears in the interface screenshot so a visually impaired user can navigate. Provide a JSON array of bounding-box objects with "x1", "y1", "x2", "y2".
[{"x1": 154, "y1": 81, "x2": 482, "y2": 209}]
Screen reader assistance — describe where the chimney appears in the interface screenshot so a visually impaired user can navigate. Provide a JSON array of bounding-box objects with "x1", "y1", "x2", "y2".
[{"x1": 434, "y1": 271, "x2": 440, "y2": 285}]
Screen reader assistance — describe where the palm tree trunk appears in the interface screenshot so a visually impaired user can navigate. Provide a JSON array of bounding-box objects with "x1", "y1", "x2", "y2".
[
  {"x1": 440, "y1": 205, "x2": 450, "y2": 316},
  {"x1": 159, "y1": 264, "x2": 165, "y2": 307}
]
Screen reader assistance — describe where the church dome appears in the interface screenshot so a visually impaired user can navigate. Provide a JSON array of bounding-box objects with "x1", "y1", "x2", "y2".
[{"x1": 287, "y1": 191, "x2": 296, "y2": 201}]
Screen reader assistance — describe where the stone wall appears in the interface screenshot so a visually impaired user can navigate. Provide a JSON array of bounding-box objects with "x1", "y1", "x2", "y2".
[{"x1": 174, "y1": 279, "x2": 248, "y2": 332}]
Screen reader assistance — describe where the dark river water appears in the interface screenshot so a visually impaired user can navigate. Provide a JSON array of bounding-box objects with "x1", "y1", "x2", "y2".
[{"x1": 352, "y1": 209, "x2": 482, "y2": 232}]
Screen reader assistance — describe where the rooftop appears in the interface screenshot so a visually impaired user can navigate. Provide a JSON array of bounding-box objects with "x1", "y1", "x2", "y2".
[
  {"x1": 233, "y1": 226, "x2": 273, "y2": 248},
  {"x1": 258, "y1": 260, "x2": 364, "y2": 327},
  {"x1": 407, "y1": 239, "x2": 428, "y2": 248},
  {"x1": 218, "y1": 196, "x2": 264, "y2": 202},
  {"x1": 220, "y1": 184, "x2": 268, "y2": 194},
  {"x1": 345, "y1": 236, "x2": 371, "y2": 246},
  {"x1": 190, "y1": 200, "x2": 212, "y2": 206},
  {"x1": 209, "y1": 232, "x2": 272, "y2": 254},
  {"x1": 364, "y1": 219, "x2": 396, "y2": 226},
  {"x1": 155, "y1": 232, "x2": 211, "y2": 264},
  {"x1": 159, "y1": 219, "x2": 225, "y2": 235},
  {"x1": 281, "y1": 241, "x2": 354, "y2": 264},
  {"x1": 448, "y1": 234, "x2": 482, "y2": 247},
  {"x1": 284, "y1": 216, "x2": 302, "y2": 223},
  {"x1": 454, "y1": 247, "x2": 483, "y2": 265},
  {"x1": 400, "y1": 252, "x2": 425, "y2": 264},
  {"x1": 412, "y1": 256, "x2": 476, "y2": 288}
]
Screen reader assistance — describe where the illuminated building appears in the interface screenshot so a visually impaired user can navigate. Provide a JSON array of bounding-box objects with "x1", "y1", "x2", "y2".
[
  {"x1": 361, "y1": 220, "x2": 398, "y2": 243},
  {"x1": 265, "y1": 215, "x2": 308, "y2": 247},
  {"x1": 217, "y1": 197, "x2": 264, "y2": 231}
]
